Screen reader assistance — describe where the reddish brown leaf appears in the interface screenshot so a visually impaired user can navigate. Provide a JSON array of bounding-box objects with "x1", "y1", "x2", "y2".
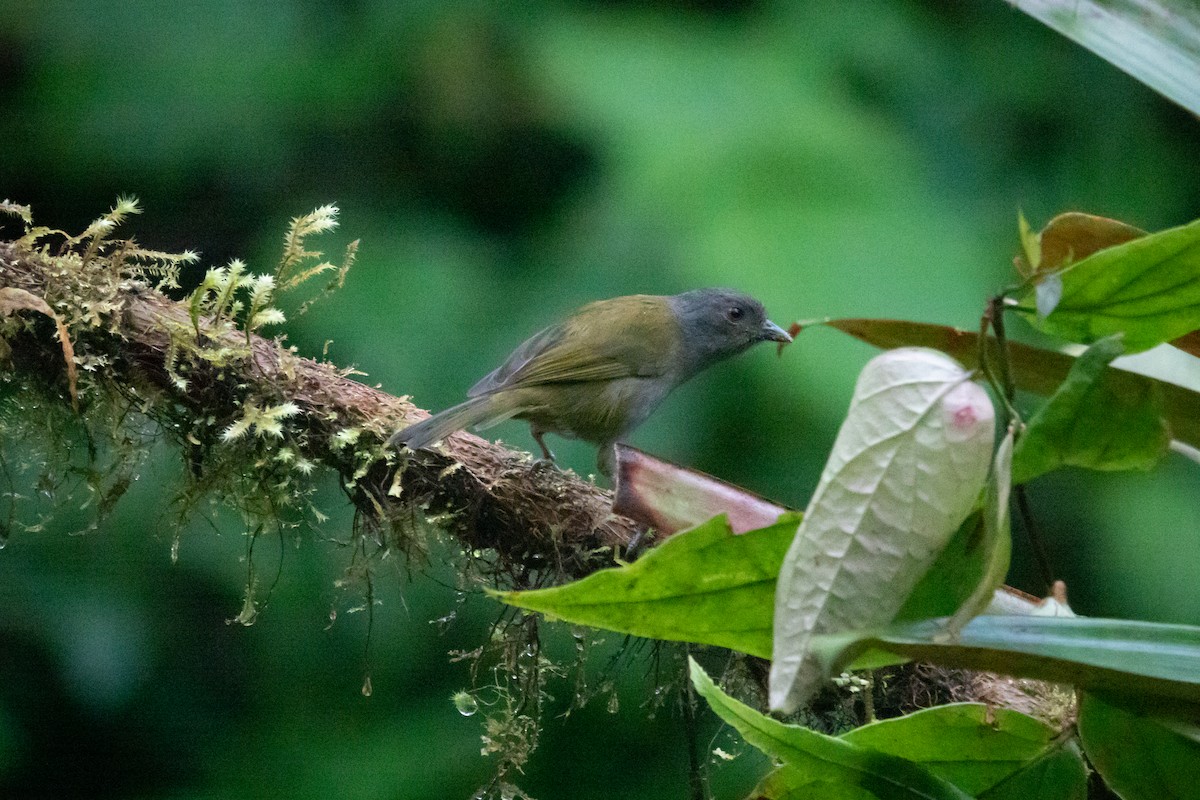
[
  {"x1": 1170, "y1": 330, "x2": 1200, "y2": 358},
  {"x1": 777, "y1": 321, "x2": 803, "y2": 356},
  {"x1": 820, "y1": 317, "x2": 1200, "y2": 451},
  {"x1": 1020, "y1": 212, "x2": 1146, "y2": 277},
  {"x1": 613, "y1": 444, "x2": 788, "y2": 537}
]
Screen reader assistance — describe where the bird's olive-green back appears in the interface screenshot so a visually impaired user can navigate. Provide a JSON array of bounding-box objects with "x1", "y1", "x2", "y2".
[{"x1": 467, "y1": 295, "x2": 680, "y2": 396}]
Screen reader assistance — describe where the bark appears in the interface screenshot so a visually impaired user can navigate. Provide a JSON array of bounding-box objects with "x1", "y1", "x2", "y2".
[{"x1": 0, "y1": 239, "x2": 637, "y2": 577}]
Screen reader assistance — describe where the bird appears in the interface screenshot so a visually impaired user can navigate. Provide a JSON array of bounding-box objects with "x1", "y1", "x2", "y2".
[{"x1": 389, "y1": 288, "x2": 792, "y2": 475}]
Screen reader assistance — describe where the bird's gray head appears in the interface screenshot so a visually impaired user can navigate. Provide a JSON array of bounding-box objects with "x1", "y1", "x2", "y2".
[{"x1": 667, "y1": 288, "x2": 791, "y2": 377}]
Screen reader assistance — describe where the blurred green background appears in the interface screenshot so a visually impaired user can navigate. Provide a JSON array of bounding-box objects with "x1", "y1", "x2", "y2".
[{"x1": 2, "y1": 1, "x2": 1199, "y2": 797}]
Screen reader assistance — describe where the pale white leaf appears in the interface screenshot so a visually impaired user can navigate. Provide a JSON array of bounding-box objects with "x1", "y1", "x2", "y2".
[
  {"x1": 770, "y1": 348, "x2": 996, "y2": 713},
  {"x1": 944, "y1": 425, "x2": 1015, "y2": 638}
]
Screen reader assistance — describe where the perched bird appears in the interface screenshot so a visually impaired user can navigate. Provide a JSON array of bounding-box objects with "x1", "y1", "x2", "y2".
[{"x1": 389, "y1": 288, "x2": 792, "y2": 475}]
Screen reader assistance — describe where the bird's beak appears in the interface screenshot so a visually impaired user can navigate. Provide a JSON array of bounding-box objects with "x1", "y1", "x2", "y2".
[{"x1": 759, "y1": 319, "x2": 793, "y2": 344}]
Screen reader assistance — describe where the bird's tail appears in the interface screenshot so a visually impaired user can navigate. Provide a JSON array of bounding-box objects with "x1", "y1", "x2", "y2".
[{"x1": 389, "y1": 395, "x2": 505, "y2": 452}]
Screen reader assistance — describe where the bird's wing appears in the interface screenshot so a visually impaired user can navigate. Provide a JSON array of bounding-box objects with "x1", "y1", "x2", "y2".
[
  {"x1": 468, "y1": 297, "x2": 676, "y2": 395},
  {"x1": 467, "y1": 323, "x2": 565, "y2": 397}
]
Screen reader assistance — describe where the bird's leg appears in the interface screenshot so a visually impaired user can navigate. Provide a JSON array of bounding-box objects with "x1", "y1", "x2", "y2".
[
  {"x1": 596, "y1": 441, "x2": 616, "y2": 478},
  {"x1": 530, "y1": 426, "x2": 557, "y2": 469}
]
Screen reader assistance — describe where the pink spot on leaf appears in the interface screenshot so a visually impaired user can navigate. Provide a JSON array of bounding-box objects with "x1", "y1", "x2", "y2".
[{"x1": 952, "y1": 404, "x2": 978, "y2": 429}]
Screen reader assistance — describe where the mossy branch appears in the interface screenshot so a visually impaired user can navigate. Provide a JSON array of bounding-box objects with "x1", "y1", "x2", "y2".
[{"x1": 0, "y1": 215, "x2": 636, "y2": 580}]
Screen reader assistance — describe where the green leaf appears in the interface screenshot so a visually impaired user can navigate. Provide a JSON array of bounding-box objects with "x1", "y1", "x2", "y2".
[
  {"x1": 810, "y1": 616, "x2": 1200, "y2": 704},
  {"x1": 978, "y1": 741, "x2": 1088, "y2": 800},
  {"x1": 771, "y1": 348, "x2": 995, "y2": 713},
  {"x1": 494, "y1": 513, "x2": 800, "y2": 659},
  {"x1": 497, "y1": 507, "x2": 1005, "y2": 666},
  {"x1": 1017, "y1": 210, "x2": 1041, "y2": 276},
  {"x1": 689, "y1": 659, "x2": 972, "y2": 800},
  {"x1": 1018, "y1": 217, "x2": 1200, "y2": 353},
  {"x1": 1012, "y1": 334, "x2": 1171, "y2": 484},
  {"x1": 758, "y1": 699, "x2": 1088, "y2": 800},
  {"x1": 1078, "y1": 692, "x2": 1200, "y2": 800},
  {"x1": 820, "y1": 317, "x2": 1200, "y2": 452},
  {"x1": 841, "y1": 703, "x2": 1061, "y2": 796},
  {"x1": 1012, "y1": 1, "x2": 1200, "y2": 117},
  {"x1": 755, "y1": 772, "x2": 880, "y2": 799}
]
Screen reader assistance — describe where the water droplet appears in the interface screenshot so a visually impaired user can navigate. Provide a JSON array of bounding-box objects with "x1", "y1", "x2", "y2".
[
  {"x1": 452, "y1": 690, "x2": 478, "y2": 716},
  {"x1": 607, "y1": 694, "x2": 620, "y2": 714},
  {"x1": 361, "y1": 675, "x2": 373, "y2": 697}
]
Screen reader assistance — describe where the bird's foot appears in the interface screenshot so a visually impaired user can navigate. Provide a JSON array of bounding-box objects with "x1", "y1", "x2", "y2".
[
  {"x1": 530, "y1": 430, "x2": 557, "y2": 467},
  {"x1": 621, "y1": 528, "x2": 655, "y2": 561},
  {"x1": 530, "y1": 456, "x2": 559, "y2": 473}
]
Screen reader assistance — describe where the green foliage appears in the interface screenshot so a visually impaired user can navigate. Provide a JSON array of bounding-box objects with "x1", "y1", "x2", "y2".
[
  {"x1": 840, "y1": 704, "x2": 1076, "y2": 797},
  {"x1": 977, "y1": 742, "x2": 1089, "y2": 800},
  {"x1": 691, "y1": 658, "x2": 974, "y2": 800},
  {"x1": 498, "y1": 513, "x2": 799, "y2": 659},
  {"x1": 890, "y1": 512, "x2": 990, "y2": 624},
  {"x1": 821, "y1": 316, "x2": 1200, "y2": 452},
  {"x1": 808, "y1": 616, "x2": 1200, "y2": 704},
  {"x1": 752, "y1": 701, "x2": 1092, "y2": 799},
  {"x1": 499, "y1": 204, "x2": 1200, "y2": 796},
  {"x1": 1019, "y1": 218, "x2": 1200, "y2": 352},
  {"x1": 693, "y1": 656, "x2": 1173, "y2": 800},
  {"x1": 1012, "y1": 335, "x2": 1171, "y2": 483},
  {"x1": 503, "y1": 509, "x2": 1200, "y2": 796},
  {"x1": 942, "y1": 426, "x2": 1014, "y2": 639},
  {"x1": 499, "y1": 507, "x2": 1007, "y2": 664},
  {"x1": 1078, "y1": 693, "x2": 1200, "y2": 800}
]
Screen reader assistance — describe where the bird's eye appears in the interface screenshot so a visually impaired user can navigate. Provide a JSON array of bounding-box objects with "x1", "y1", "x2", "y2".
[{"x1": 727, "y1": 306, "x2": 744, "y2": 321}]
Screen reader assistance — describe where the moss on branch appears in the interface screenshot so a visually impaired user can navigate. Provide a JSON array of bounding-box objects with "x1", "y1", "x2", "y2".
[{"x1": 0, "y1": 201, "x2": 636, "y2": 583}]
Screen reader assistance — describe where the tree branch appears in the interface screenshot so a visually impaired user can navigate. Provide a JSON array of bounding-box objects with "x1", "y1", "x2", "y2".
[{"x1": 0, "y1": 238, "x2": 637, "y2": 578}]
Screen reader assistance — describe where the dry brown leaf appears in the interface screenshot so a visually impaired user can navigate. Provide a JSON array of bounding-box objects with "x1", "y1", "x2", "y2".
[
  {"x1": 777, "y1": 321, "x2": 802, "y2": 356},
  {"x1": 1036, "y1": 212, "x2": 1146, "y2": 275},
  {"x1": 0, "y1": 287, "x2": 78, "y2": 410}
]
